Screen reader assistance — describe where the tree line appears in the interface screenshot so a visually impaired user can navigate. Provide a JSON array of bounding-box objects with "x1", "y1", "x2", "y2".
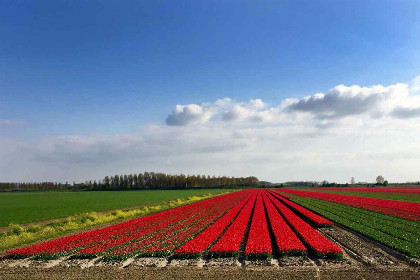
[{"x1": 0, "y1": 172, "x2": 259, "y2": 192}]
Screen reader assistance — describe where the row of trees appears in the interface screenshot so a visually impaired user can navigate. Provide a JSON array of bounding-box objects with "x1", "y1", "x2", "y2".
[
  {"x1": 0, "y1": 182, "x2": 64, "y2": 192},
  {"x1": 0, "y1": 172, "x2": 259, "y2": 192}
]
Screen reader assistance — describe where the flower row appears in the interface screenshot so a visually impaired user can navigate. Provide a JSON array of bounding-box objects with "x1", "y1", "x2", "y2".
[
  {"x1": 270, "y1": 190, "x2": 333, "y2": 227},
  {"x1": 278, "y1": 189, "x2": 420, "y2": 221},
  {"x1": 311, "y1": 187, "x2": 420, "y2": 194}
]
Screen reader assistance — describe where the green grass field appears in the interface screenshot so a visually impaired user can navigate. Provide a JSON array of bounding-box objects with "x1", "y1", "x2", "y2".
[
  {"x1": 305, "y1": 189, "x2": 420, "y2": 203},
  {"x1": 0, "y1": 189, "x2": 235, "y2": 227}
]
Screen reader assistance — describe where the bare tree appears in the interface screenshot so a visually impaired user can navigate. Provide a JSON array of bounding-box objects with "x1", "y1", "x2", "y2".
[{"x1": 376, "y1": 175, "x2": 385, "y2": 184}]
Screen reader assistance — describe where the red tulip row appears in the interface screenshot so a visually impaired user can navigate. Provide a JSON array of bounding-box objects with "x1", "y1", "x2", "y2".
[
  {"x1": 243, "y1": 192, "x2": 272, "y2": 259},
  {"x1": 266, "y1": 192, "x2": 342, "y2": 258},
  {"x1": 278, "y1": 189, "x2": 420, "y2": 221},
  {"x1": 270, "y1": 190, "x2": 333, "y2": 227},
  {"x1": 209, "y1": 191, "x2": 257, "y2": 257},
  {"x1": 271, "y1": 191, "x2": 291, "y2": 199},
  {"x1": 309, "y1": 187, "x2": 420, "y2": 194},
  {"x1": 138, "y1": 205, "x2": 231, "y2": 258},
  {"x1": 262, "y1": 192, "x2": 306, "y2": 255},
  {"x1": 173, "y1": 191, "x2": 255, "y2": 258}
]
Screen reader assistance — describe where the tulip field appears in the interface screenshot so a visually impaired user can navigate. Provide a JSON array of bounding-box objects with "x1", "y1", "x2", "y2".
[
  {"x1": 3, "y1": 187, "x2": 419, "y2": 265},
  {"x1": 278, "y1": 189, "x2": 420, "y2": 221},
  {"x1": 276, "y1": 188, "x2": 420, "y2": 258},
  {"x1": 4, "y1": 189, "x2": 344, "y2": 261}
]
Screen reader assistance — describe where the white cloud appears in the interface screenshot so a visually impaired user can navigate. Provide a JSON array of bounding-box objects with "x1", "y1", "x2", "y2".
[
  {"x1": 221, "y1": 99, "x2": 279, "y2": 123},
  {"x1": 167, "y1": 76, "x2": 420, "y2": 128},
  {"x1": 282, "y1": 83, "x2": 418, "y2": 121},
  {"x1": 165, "y1": 104, "x2": 213, "y2": 126},
  {"x1": 166, "y1": 77, "x2": 420, "y2": 128},
  {"x1": 165, "y1": 98, "x2": 280, "y2": 125}
]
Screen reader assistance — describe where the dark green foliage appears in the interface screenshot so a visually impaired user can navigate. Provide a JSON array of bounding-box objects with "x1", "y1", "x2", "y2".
[
  {"x1": 245, "y1": 252, "x2": 272, "y2": 260},
  {"x1": 172, "y1": 252, "x2": 202, "y2": 259},
  {"x1": 0, "y1": 172, "x2": 259, "y2": 192}
]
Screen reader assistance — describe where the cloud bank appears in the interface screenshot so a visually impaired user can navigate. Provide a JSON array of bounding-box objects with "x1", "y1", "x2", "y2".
[{"x1": 165, "y1": 80, "x2": 420, "y2": 127}]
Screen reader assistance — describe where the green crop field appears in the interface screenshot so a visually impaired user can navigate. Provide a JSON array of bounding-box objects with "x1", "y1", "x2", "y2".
[{"x1": 0, "y1": 189, "x2": 235, "y2": 227}]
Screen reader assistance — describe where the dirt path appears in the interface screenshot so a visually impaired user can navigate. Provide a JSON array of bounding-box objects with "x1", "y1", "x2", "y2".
[{"x1": 0, "y1": 266, "x2": 418, "y2": 280}]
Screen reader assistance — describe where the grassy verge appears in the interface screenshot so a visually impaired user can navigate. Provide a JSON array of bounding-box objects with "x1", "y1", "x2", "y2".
[
  {"x1": 289, "y1": 195, "x2": 420, "y2": 258},
  {"x1": 0, "y1": 192, "x2": 233, "y2": 252}
]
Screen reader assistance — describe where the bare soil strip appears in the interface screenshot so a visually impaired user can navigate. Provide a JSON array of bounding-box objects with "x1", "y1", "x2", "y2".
[{"x1": 0, "y1": 266, "x2": 418, "y2": 280}]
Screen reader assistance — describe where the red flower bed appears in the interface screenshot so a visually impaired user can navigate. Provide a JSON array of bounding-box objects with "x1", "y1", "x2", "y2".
[
  {"x1": 209, "y1": 192, "x2": 257, "y2": 257},
  {"x1": 243, "y1": 192, "x2": 272, "y2": 259},
  {"x1": 269, "y1": 190, "x2": 333, "y2": 227},
  {"x1": 104, "y1": 191, "x2": 248, "y2": 259},
  {"x1": 85, "y1": 202, "x2": 221, "y2": 258},
  {"x1": 271, "y1": 191, "x2": 291, "y2": 199},
  {"x1": 262, "y1": 192, "x2": 306, "y2": 255},
  {"x1": 307, "y1": 187, "x2": 420, "y2": 194},
  {"x1": 278, "y1": 189, "x2": 420, "y2": 221},
  {"x1": 267, "y1": 192, "x2": 343, "y2": 258},
  {"x1": 173, "y1": 192, "x2": 254, "y2": 258}
]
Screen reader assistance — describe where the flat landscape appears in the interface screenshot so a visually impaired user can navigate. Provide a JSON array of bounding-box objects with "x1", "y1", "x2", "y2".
[
  {"x1": 3, "y1": 1, "x2": 420, "y2": 279},
  {"x1": 1, "y1": 187, "x2": 419, "y2": 279}
]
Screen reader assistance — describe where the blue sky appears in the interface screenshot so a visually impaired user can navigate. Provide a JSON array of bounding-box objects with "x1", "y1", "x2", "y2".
[{"x1": 1, "y1": 1, "x2": 420, "y2": 182}]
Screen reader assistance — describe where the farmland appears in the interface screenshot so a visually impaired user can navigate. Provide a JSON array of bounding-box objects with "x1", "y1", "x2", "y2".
[
  {"x1": 0, "y1": 189, "x2": 235, "y2": 227},
  {"x1": 294, "y1": 187, "x2": 420, "y2": 203},
  {"x1": 276, "y1": 188, "x2": 420, "y2": 258},
  {"x1": 4, "y1": 190, "x2": 343, "y2": 260},
  {"x1": 1, "y1": 188, "x2": 419, "y2": 279},
  {"x1": 309, "y1": 191, "x2": 420, "y2": 203}
]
